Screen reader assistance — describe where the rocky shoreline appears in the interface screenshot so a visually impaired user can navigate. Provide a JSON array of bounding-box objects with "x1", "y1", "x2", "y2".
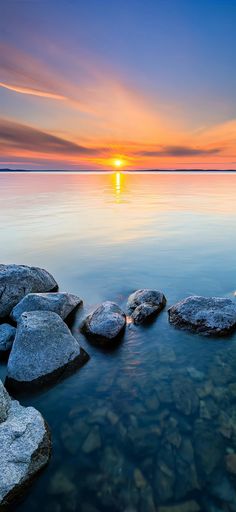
[{"x1": 1, "y1": 263, "x2": 236, "y2": 510}]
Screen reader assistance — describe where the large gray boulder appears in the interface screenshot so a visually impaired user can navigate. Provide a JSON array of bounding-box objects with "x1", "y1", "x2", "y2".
[
  {"x1": 81, "y1": 301, "x2": 126, "y2": 345},
  {"x1": 0, "y1": 380, "x2": 51, "y2": 508},
  {"x1": 127, "y1": 289, "x2": 166, "y2": 324},
  {"x1": 6, "y1": 311, "x2": 89, "y2": 390},
  {"x1": 168, "y1": 296, "x2": 236, "y2": 336},
  {"x1": 11, "y1": 292, "x2": 82, "y2": 323},
  {"x1": 0, "y1": 264, "x2": 58, "y2": 319},
  {"x1": 0, "y1": 324, "x2": 16, "y2": 352}
]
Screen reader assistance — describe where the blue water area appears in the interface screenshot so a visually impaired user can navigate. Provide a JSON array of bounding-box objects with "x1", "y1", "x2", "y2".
[{"x1": 0, "y1": 171, "x2": 236, "y2": 512}]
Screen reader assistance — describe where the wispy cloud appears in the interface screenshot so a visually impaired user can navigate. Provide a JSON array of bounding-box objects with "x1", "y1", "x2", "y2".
[
  {"x1": 137, "y1": 145, "x2": 222, "y2": 157},
  {"x1": 0, "y1": 82, "x2": 66, "y2": 100},
  {"x1": 0, "y1": 119, "x2": 102, "y2": 157}
]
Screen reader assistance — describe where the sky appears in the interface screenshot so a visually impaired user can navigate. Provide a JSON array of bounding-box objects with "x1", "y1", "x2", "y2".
[{"x1": 0, "y1": 0, "x2": 236, "y2": 170}]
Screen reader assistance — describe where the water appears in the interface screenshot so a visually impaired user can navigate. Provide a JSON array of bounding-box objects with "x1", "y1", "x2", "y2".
[{"x1": 1, "y1": 171, "x2": 236, "y2": 511}]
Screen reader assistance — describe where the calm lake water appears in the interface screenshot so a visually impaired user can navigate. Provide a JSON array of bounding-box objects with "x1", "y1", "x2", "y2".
[{"x1": 1, "y1": 171, "x2": 236, "y2": 512}]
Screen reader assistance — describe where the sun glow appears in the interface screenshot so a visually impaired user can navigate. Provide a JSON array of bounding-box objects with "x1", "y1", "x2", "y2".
[{"x1": 113, "y1": 158, "x2": 123, "y2": 168}]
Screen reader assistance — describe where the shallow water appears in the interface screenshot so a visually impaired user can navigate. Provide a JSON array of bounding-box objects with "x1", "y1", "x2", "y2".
[{"x1": 1, "y1": 171, "x2": 236, "y2": 512}]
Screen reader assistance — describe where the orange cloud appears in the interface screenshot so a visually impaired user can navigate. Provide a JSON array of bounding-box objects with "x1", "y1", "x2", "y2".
[{"x1": 0, "y1": 82, "x2": 66, "y2": 100}]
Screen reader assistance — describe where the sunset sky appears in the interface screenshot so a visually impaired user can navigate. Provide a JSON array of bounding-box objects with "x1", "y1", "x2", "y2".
[{"x1": 0, "y1": 0, "x2": 236, "y2": 170}]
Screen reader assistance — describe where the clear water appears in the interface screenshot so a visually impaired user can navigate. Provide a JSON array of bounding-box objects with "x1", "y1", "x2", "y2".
[{"x1": 1, "y1": 171, "x2": 236, "y2": 512}]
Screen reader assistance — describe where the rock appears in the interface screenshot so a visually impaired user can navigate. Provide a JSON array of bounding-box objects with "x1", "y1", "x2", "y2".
[
  {"x1": 172, "y1": 378, "x2": 199, "y2": 416},
  {"x1": 0, "y1": 380, "x2": 50, "y2": 508},
  {"x1": 194, "y1": 421, "x2": 224, "y2": 477},
  {"x1": 49, "y1": 470, "x2": 77, "y2": 495},
  {"x1": 6, "y1": 311, "x2": 89, "y2": 390},
  {"x1": 11, "y1": 292, "x2": 82, "y2": 323},
  {"x1": 133, "y1": 468, "x2": 147, "y2": 488},
  {"x1": 0, "y1": 381, "x2": 11, "y2": 423},
  {"x1": 158, "y1": 501, "x2": 200, "y2": 512},
  {"x1": 82, "y1": 427, "x2": 101, "y2": 453},
  {"x1": 0, "y1": 324, "x2": 16, "y2": 352},
  {"x1": 226, "y1": 453, "x2": 236, "y2": 475},
  {"x1": 168, "y1": 296, "x2": 236, "y2": 336},
  {"x1": 81, "y1": 301, "x2": 126, "y2": 345},
  {"x1": 209, "y1": 474, "x2": 236, "y2": 510},
  {"x1": 0, "y1": 264, "x2": 58, "y2": 319},
  {"x1": 127, "y1": 289, "x2": 166, "y2": 324}
]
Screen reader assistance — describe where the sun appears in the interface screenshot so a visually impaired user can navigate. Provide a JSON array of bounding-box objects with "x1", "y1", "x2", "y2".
[{"x1": 113, "y1": 158, "x2": 123, "y2": 168}]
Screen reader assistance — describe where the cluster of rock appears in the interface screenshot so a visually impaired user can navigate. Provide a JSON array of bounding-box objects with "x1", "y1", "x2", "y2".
[
  {"x1": 0, "y1": 380, "x2": 51, "y2": 508},
  {"x1": 0, "y1": 264, "x2": 87, "y2": 508},
  {"x1": 1, "y1": 262, "x2": 236, "y2": 509}
]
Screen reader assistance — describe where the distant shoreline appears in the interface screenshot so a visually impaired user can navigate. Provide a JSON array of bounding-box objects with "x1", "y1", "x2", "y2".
[{"x1": 1, "y1": 168, "x2": 236, "y2": 174}]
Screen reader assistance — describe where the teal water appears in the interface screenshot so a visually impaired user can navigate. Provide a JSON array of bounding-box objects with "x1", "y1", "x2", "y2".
[{"x1": 1, "y1": 171, "x2": 236, "y2": 512}]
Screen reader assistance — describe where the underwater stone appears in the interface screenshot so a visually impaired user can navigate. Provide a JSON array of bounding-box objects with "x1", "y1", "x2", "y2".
[
  {"x1": 11, "y1": 292, "x2": 82, "y2": 323},
  {"x1": 168, "y1": 296, "x2": 236, "y2": 336},
  {"x1": 0, "y1": 264, "x2": 58, "y2": 319},
  {"x1": 127, "y1": 289, "x2": 166, "y2": 324}
]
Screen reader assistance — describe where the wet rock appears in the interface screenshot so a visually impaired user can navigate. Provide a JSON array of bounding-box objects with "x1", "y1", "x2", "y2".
[
  {"x1": 0, "y1": 324, "x2": 16, "y2": 352},
  {"x1": 158, "y1": 501, "x2": 200, "y2": 512},
  {"x1": 0, "y1": 264, "x2": 57, "y2": 319},
  {"x1": 107, "y1": 410, "x2": 119, "y2": 425},
  {"x1": 6, "y1": 311, "x2": 88, "y2": 390},
  {"x1": 172, "y1": 378, "x2": 199, "y2": 415},
  {"x1": 226, "y1": 452, "x2": 236, "y2": 475},
  {"x1": 0, "y1": 380, "x2": 11, "y2": 423},
  {"x1": 81, "y1": 301, "x2": 126, "y2": 345},
  {"x1": 127, "y1": 289, "x2": 166, "y2": 324},
  {"x1": 11, "y1": 292, "x2": 82, "y2": 323},
  {"x1": 0, "y1": 380, "x2": 50, "y2": 508},
  {"x1": 168, "y1": 295, "x2": 236, "y2": 336},
  {"x1": 82, "y1": 426, "x2": 101, "y2": 453}
]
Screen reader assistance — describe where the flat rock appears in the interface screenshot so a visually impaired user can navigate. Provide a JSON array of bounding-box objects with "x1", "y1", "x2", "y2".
[
  {"x1": 11, "y1": 292, "x2": 82, "y2": 323},
  {"x1": 0, "y1": 264, "x2": 58, "y2": 319},
  {"x1": 168, "y1": 296, "x2": 236, "y2": 336},
  {"x1": 0, "y1": 380, "x2": 51, "y2": 508},
  {"x1": 6, "y1": 311, "x2": 89, "y2": 390},
  {"x1": 81, "y1": 301, "x2": 126, "y2": 345},
  {"x1": 0, "y1": 324, "x2": 16, "y2": 352},
  {"x1": 127, "y1": 289, "x2": 166, "y2": 324}
]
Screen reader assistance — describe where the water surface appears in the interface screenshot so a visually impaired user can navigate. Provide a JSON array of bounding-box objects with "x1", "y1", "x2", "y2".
[{"x1": 1, "y1": 172, "x2": 236, "y2": 512}]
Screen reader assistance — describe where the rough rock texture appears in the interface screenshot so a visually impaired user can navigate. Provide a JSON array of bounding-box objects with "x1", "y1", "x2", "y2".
[
  {"x1": 81, "y1": 301, "x2": 126, "y2": 345},
  {"x1": 0, "y1": 264, "x2": 58, "y2": 319},
  {"x1": 0, "y1": 381, "x2": 11, "y2": 424},
  {"x1": 6, "y1": 311, "x2": 89, "y2": 390},
  {"x1": 168, "y1": 296, "x2": 236, "y2": 336},
  {"x1": 127, "y1": 289, "x2": 166, "y2": 324},
  {"x1": 0, "y1": 380, "x2": 51, "y2": 508},
  {"x1": 0, "y1": 324, "x2": 16, "y2": 352},
  {"x1": 11, "y1": 292, "x2": 82, "y2": 323}
]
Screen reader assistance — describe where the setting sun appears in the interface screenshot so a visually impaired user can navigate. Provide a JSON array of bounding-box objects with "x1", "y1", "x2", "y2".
[{"x1": 113, "y1": 159, "x2": 123, "y2": 168}]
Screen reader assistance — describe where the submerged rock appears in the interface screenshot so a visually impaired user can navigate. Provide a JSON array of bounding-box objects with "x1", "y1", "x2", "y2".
[
  {"x1": 0, "y1": 264, "x2": 58, "y2": 319},
  {"x1": 81, "y1": 301, "x2": 126, "y2": 345},
  {"x1": 127, "y1": 289, "x2": 166, "y2": 324},
  {"x1": 0, "y1": 324, "x2": 16, "y2": 352},
  {"x1": 11, "y1": 292, "x2": 82, "y2": 323},
  {"x1": 6, "y1": 311, "x2": 89, "y2": 390},
  {"x1": 0, "y1": 379, "x2": 50, "y2": 508},
  {"x1": 168, "y1": 296, "x2": 236, "y2": 336},
  {"x1": 158, "y1": 501, "x2": 200, "y2": 512}
]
